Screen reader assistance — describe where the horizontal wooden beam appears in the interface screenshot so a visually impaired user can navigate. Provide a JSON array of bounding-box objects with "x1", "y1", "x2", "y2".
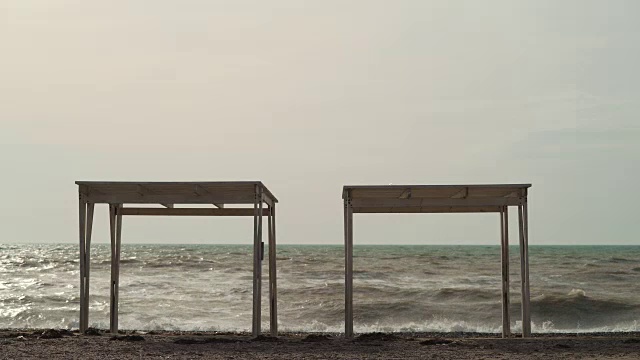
[
  {"x1": 84, "y1": 194, "x2": 257, "y2": 204},
  {"x1": 350, "y1": 197, "x2": 522, "y2": 208},
  {"x1": 161, "y1": 203, "x2": 174, "y2": 208},
  {"x1": 353, "y1": 206, "x2": 502, "y2": 214},
  {"x1": 121, "y1": 208, "x2": 268, "y2": 216}
]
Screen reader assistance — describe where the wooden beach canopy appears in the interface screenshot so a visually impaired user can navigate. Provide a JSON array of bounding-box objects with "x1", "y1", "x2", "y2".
[
  {"x1": 342, "y1": 184, "x2": 532, "y2": 338},
  {"x1": 76, "y1": 181, "x2": 278, "y2": 337}
]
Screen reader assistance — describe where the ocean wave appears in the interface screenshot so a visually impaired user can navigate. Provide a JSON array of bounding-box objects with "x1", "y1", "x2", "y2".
[
  {"x1": 119, "y1": 258, "x2": 142, "y2": 264},
  {"x1": 432, "y1": 287, "x2": 497, "y2": 302},
  {"x1": 609, "y1": 257, "x2": 636, "y2": 263},
  {"x1": 2, "y1": 244, "x2": 640, "y2": 334},
  {"x1": 530, "y1": 289, "x2": 640, "y2": 329}
]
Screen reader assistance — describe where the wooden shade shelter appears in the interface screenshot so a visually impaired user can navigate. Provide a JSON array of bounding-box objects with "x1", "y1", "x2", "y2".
[
  {"x1": 342, "y1": 184, "x2": 532, "y2": 338},
  {"x1": 76, "y1": 181, "x2": 278, "y2": 337}
]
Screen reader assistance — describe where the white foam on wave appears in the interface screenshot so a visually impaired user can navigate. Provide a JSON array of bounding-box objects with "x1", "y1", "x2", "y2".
[
  {"x1": 5, "y1": 297, "x2": 640, "y2": 334},
  {"x1": 279, "y1": 318, "x2": 640, "y2": 334},
  {"x1": 568, "y1": 288, "x2": 587, "y2": 297},
  {"x1": 60, "y1": 318, "x2": 640, "y2": 334}
]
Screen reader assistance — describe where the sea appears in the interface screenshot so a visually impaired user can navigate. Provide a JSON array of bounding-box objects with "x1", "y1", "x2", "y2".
[{"x1": 1, "y1": 244, "x2": 639, "y2": 334}]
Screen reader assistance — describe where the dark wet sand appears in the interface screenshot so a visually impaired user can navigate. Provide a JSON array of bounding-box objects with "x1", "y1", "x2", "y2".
[{"x1": 1, "y1": 329, "x2": 639, "y2": 359}]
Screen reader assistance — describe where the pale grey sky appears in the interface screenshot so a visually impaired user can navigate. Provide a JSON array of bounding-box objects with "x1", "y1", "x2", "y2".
[{"x1": 1, "y1": 0, "x2": 638, "y2": 245}]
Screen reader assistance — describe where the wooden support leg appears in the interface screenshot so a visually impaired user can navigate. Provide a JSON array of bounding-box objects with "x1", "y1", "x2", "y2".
[
  {"x1": 522, "y1": 201, "x2": 531, "y2": 336},
  {"x1": 518, "y1": 203, "x2": 531, "y2": 337},
  {"x1": 115, "y1": 204, "x2": 123, "y2": 332},
  {"x1": 109, "y1": 204, "x2": 123, "y2": 334},
  {"x1": 83, "y1": 203, "x2": 94, "y2": 331},
  {"x1": 268, "y1": 204, "x2": 278, "y2": 337},
  {"x1": 252, "y1": 187, "x2": 263, "y2": 338},
  {"x1": 78, "y1": 196, "x2": 87, "y2": 333},
  {"x1": 257, "y1": 195, "x2": 263, "y2": 333},
  {"x1": 500, "y1": 207, "x2": 510, "y2": 338},
  {"x1": 344, "y1": 196, "x2": 354, "y2": 338}
]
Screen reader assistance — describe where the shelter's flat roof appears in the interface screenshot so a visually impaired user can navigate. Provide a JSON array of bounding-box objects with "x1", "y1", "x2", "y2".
[
  {"x1": 342, "y1": 184, "x2": 531, "y2": 213},
  {"x1": 76, "y1": 181, "x2": 277, "y2": 205}
]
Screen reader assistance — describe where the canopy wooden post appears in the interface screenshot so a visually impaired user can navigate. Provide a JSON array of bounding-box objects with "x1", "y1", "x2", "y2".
[
  {"x1": 109, "y1": 204, "x2": 123, "y2": 334},
  {"x1": 524, "y1": 201, "x2": 531, "y2": 335},
  {"x1": 82, "y1": 203, "x2": 94, "y2": 332},
  {"x1": 500, "y1": 206, "x2": 510, "y2": 338},
  {"x1": 108, "y1": 204, "x2": 115, "y2": 334},
  {"x1": 268, "y1": 204, "x2": 278, "y2": 337},
  {"x1": 252, "y1": 186, "x2": 263, "y2": 337},
  {"x1": 518, "y1": 198, "x2": 531, "y2": 337},
  {"x1": 344, "y1": 193, "x2": 354, "y2": 338},
  {"x1": 78, "y1": 195, "x2": 87, "y2": 333},
  {"x1": 257, "y1": 191, "x2": 263, "y2": 333},
  {"x1": 341, "y1": 183, "x2": 531, "y2": 338}
]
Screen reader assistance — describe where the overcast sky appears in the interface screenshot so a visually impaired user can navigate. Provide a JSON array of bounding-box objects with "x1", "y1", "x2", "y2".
[{"x1": 1, "y1": 0, "x2": 638, "y2": 245}]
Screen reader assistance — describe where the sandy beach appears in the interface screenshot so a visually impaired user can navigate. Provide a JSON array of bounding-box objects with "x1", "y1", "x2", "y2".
[{"x1": 1, "y1": 329, "x2": 639, "y2": 359}]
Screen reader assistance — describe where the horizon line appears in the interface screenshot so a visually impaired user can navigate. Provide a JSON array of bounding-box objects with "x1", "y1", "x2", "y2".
[{"x1": 2, "y1": 242, "x2": 639, "y2": 247}]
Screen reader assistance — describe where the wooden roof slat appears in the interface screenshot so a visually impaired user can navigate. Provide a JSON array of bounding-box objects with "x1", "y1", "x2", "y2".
[
  {"x1": 349, "y1": 189, "x2": 406, "y2": 198},
  {"x1": 76, "y1": 181, "x2": 263, "y2": 186},
  {"x1": 411, "y1": 188, "x2": 464, "y2": 198},
  {"x1": 466, "y1": 187, "x2": 525, "y2": 198}
]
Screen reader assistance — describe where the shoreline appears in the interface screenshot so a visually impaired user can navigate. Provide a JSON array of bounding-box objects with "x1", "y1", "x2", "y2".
[
  {"x1": 4, "y1": 328, "x2": 640, "y2": 337},
  {"x1": 2, "y1": 329, "x2": 640, "y2": 359}
]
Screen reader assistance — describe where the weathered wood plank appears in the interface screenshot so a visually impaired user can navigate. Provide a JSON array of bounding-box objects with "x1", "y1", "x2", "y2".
[
  {"x1": 114, "y1": 204, "x2": 123, "y2": 334},
  {"x1": 500, "y1": 207, "x2": 510, "y2": 338},
  {"x1": 120, "y1": 207, "x2": 266, "y2": 216},
  {"x1": 344, "y1": 195, "x2": 354, "y2": 338},
  {"x1": 83, "y1": 203, "x2": 94, "y2": 332},
  {"x1": 522, "y1": 201, "x2": 531, "y2": 337},
  {"x1": 78, "y1": 196, "x2": 86, "y2": 334},
  {"x1": 268, "y1": 204, "x2": 278, "y2": 337},
  {"x1": 352, "y1": 206, "x2": 502, "y2": 214},
  {"x1": 109, "y1": 204, "x2": 117, "y2": 334},
  {"x1": 252, "y1": 186, "x2": 262, "y2": 338},
  {"x1": 85, "y1": 194, "x2": 257, "y2": 204},
  {"x1": 518, "y1": 202, "x2": 531, "y2": 337},
  {"x1": 109, "y1": 204, "x2": 123, "y2": 335},
  {"x1": 350, "y1": 197, "x2": 522, "y2": 208}
]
